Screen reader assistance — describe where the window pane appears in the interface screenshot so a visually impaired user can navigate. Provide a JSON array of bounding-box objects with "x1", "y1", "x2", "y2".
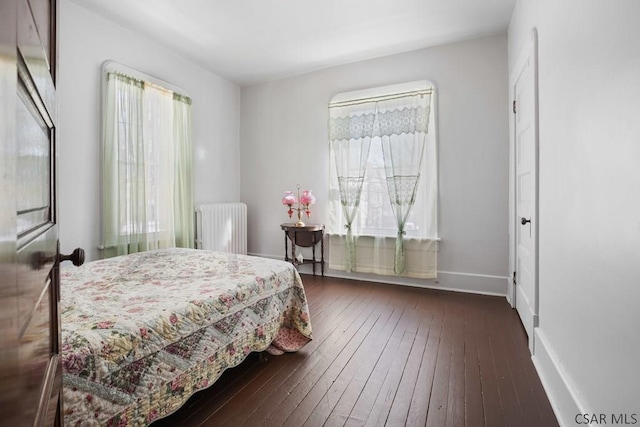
[{"x1": 328, "y1": 84, "x2": 437, "y2": 240}]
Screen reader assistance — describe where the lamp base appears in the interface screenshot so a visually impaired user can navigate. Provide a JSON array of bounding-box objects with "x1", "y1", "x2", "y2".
[{"x1": 295, "y1": 220, "x2": 305, "y2": 227}]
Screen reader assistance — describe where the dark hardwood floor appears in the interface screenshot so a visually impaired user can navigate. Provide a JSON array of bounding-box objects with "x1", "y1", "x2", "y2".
[{"x1": 152, "y1": 275, "x2": 558, "y2": 427}]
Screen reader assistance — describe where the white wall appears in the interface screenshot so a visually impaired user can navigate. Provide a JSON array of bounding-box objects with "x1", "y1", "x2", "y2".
[
  {"x1": 240, "y1": 34, "x2": 510, "y2": 294},
  {"x1": 58, "y1": 0, "x2": 241, "y2": 261},
  {"x1": 509, "y1": 0, "x2": 640, "y2": 423}
]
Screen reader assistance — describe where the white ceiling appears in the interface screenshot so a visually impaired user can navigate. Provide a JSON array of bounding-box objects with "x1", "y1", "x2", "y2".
[{"x1": 70, "y1": 0, "x2": 516, "y2": 86}]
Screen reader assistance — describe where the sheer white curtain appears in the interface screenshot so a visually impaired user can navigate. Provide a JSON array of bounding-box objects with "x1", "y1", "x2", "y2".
[
  {"x1": 328, "y1": 81, "x2": 438, "y2": 278},
  {"x1": 142, "y1": 84, "x2": 176, "y2": 248},
  {"x1": 102, "y1": 71, "x2": 193, "y2": 257},
  {"x1": 172, "y1": 93, "x2": 194, "y2": 249},
  {"x1": 378, "y1": 94, "x2": 431, "y2": 274},
  {"x1": 328, "y1": 103, "x2": 374, "y2": 272}
]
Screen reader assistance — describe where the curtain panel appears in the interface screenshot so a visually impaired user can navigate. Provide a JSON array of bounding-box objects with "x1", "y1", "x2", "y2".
[
  {"x1": 328, "y1": 81, "x2": 438, "y2": 278},
  {"x1": 378, "y1": 94, "x2": 431, "y2": 274},
  {"x1": 172, "y1": 93, "x2": 194, "y2": 249},
  {"x1": 102, "y1": 71, "x2": 194, "y2": 258},
  {"x1": 328, "y1": 102, "x2": 374, "y2": 272}
]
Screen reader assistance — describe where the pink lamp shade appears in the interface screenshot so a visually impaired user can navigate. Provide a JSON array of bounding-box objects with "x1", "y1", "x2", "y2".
[
  {"x1": 300, "y1": 190, "x2": 316, "y2": 206},
  {"x1": 282, "y1": 191, "x2": 296, "y2": 206}
]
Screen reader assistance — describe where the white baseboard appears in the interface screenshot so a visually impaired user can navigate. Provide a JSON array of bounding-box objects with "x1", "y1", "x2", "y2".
[
  {"x1": 436, "y1": 270, "x2": 508, "y2": 296},
  {"x1": 248, "y1": 252, "x2": 508, "y2": 297},
  {"x1": 532, "y1": 328, "x2": 584, "y2": 427}
]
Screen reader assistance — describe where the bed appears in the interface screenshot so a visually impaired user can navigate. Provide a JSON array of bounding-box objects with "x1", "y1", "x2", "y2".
[{"x1": 60, "y1": 248, "x2": 313, "y2": 426}]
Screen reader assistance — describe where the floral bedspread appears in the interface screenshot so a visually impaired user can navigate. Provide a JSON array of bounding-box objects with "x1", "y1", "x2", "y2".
[{"x1": 60, "y1": 248, "x2": 312, "y2": 426}]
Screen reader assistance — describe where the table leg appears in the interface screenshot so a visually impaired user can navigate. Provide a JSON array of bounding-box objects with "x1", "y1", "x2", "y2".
[
  {"x1": 284, "y1": 232, "x2": 289, "y2": 262},
  {"x1": 312, "y1": 236, "x2": 316, "y2": 276},
  {"x1": 291, "y1": 232, "x2": 297, "y2": 269},
  {"x1": 321, "y1": 233, "x2": 324, "y2": 276}
]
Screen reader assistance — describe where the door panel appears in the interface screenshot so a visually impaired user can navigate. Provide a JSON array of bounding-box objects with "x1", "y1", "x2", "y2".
[
  {"x1": 18, "y1": 0, "x2": 56, "y2": 125},
  {"x1": 513, "y1": 30, "x2": 539, "y2": 353},
  {"x1": 19, "y1": 278, "x2": 52, "y2": 423},
  {"x1": 27, "y1": 0, "x2": 52, "y2": 66},
  {"x1": 17, "y1": 225, "x2": 56, "y2": 336},
  {"x1": 16, "y1": 82, "x2": 51, "y2": 234}
]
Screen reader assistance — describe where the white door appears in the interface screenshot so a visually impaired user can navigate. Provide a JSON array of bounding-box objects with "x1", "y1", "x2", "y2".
[{"x1": 512, "y1": 30, "x2": 539, "y2": 353}]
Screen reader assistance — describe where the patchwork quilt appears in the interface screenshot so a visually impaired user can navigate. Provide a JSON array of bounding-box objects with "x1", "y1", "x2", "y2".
[{"x1": 60, "y1": 248, "x2": 312, "y2": 426}]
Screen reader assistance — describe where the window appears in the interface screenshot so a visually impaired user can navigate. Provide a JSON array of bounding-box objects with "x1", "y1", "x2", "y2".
[
  {"x1": 328, "y1": 81, "x2": 438, "y2": 278},
  {"x1": 101, "y1": 64, "x2": 194, "y2": 257}
]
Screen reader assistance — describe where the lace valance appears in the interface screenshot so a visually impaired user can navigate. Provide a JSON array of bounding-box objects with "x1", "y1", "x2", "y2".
[{"x1": 329, "y1": 105, "x2": 430, "y2": 141}]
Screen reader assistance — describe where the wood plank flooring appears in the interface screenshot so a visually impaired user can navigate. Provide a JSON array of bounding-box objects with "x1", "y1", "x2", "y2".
[{"x1": 152, "y1": 275, "x2": 558, "y2": 427}]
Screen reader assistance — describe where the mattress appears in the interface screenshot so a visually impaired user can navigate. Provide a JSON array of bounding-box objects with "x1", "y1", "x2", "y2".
[{"x1": 60, "y1": 248, "x2": 312, "y2": 426}]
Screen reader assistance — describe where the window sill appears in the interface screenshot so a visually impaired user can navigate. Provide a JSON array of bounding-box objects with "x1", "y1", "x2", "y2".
[{"x1": 325, "y1": 232, "x2": 441, "y2": 242}]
